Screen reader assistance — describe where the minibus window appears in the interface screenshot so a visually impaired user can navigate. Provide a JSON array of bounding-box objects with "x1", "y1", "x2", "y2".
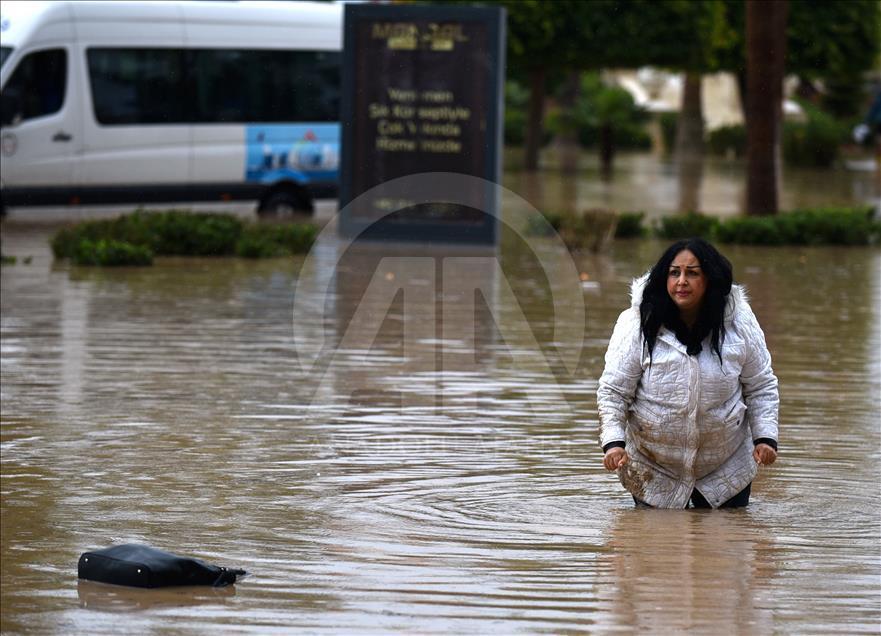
[
  {"x1": 87, "y1": 48, "x2": 187, "y2": 125},
  {"x1": 0, "y1": 47, "x2": 11, "y2": 69},
  {"x1": 1, "y1": 48, "x2": 66, "y2": 126},
  {"x1": 191, "y1": 49, "x2": 340, "y2": 123}
]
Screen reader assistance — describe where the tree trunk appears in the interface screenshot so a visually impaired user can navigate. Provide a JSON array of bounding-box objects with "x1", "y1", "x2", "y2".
[
  {"x1": 735, "y1": 70, "x2": 747, "y2": 124},
  {"x1": 524, "y1": 68, "x2": 546, "y2": 172},
  {"x1": 556, "y1": 71, "x2": 580, "y2": 174},
  {"x1": 599, "y1": 123, "x2": 614, "y2": 178},
  {"x1": 745, "y1": 0, "x2": 788, "y2": 215},
  {"x1": 676, "y1": 72, "x2": 705, "y2": 213}
]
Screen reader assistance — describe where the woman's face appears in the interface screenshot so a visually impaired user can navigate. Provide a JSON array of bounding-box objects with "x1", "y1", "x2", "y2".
[{"x1": 667, "y1": 249, "x2": 707, "y2": 318}]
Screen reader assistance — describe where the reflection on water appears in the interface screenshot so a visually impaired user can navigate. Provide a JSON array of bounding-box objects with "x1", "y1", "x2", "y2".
[
  {"x1": 597, "y1": 509, "x2": 776, "y2": 633},
  {"x1": 77, "y1": 580, "x2": 236, "y2": 612},
  {"x1": 504, "y1": 150, "x2": 880, "y2": 217},
  {"x1": 1, "y1": 219, "x2": 879, "y2": 633}
]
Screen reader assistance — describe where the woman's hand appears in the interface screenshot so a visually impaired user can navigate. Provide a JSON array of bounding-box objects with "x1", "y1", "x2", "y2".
[
  {"x1": 603, "y1": 447, "x2": 629, "y2": 471},
  {"x1": 753, "y1": 443, "x2": 777, "y2": 466}
]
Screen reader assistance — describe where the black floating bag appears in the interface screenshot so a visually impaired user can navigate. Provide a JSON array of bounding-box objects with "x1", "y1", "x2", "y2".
[{"x1": 78, "y1": 544, "x2": 247, "y2": 588}]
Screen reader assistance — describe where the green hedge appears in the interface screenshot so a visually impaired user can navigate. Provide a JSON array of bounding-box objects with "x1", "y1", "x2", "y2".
[
  {"x1": 615, "y1": 212, "x2": 647, "y2": 238},
  {"x1": 655, "y1": 212, "x2": 719, "y2": 240},
  {"x1": 529, "y1": 207, "x2": 879, "y2": 247},
  {"x1": 235, "y1": 223, "x2": 318, "y2": 259},
  {"x1": 52, "y1": 210, "x2": 318, "y2": 266},
  {"x1": 72, "y1": 239, "x2": 153, "y2": 266},
  {"x1": 715, "y1": 207, "x2": 880, "y2": 245},
  {"x1": 51, "y1": 211, "x2": 244, "y2": 259}
]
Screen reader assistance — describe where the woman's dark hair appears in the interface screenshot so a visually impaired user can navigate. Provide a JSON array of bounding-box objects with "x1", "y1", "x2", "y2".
[{"x1": 639, "y1": 238, "x2": 733, "y2": 363}]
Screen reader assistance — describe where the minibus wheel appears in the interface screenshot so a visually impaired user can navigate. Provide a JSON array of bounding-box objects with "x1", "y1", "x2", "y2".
[{"x1": 258, "y1": 188, "x2": 313, "y2": 219}]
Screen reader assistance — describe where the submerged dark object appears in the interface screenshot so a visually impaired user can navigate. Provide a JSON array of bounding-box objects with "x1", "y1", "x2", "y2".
[{"x1": 78, "y1": 544, "x2": 247, "y2": 588}]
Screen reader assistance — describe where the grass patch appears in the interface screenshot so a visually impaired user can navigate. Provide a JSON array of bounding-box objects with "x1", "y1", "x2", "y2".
[{"x1": 52, "y1": 210, "x2": 318, "y2": 266}]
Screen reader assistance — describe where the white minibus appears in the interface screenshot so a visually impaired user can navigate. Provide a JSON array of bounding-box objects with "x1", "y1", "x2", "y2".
[{"x1": 0, "y1": 0, "x2": 342, "y2": 217}]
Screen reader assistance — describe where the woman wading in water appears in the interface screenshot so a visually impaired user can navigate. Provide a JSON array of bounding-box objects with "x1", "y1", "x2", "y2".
[{"x1": 597, "y1": 238, "x2": 779, "y2": 508}]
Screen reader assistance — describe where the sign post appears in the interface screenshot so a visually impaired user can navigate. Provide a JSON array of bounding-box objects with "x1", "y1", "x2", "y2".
[{"x1": 339, "y1": 4, "x2": 506, "y2": 244}]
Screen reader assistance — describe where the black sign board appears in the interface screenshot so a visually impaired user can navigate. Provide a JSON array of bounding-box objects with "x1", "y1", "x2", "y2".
[{"x1": 339, "y1": 4, "x2": 506, "y2": 244}]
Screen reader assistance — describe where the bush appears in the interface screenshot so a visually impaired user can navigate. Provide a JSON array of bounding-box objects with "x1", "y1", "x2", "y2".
[
  {"x1": 659, "y1": 112, "x2": 678, "y2": 154},
  {"x1": 149, "y1": 211, "x2": 243, "y2": 255},
  {"x1": 707, "y1": 125, "x2": 746, "y2": 158},
  {"x1": 51, "y1": 211, "x2": 242, "y2": 258},
  {"x1": 655, "y1": 212, "x2": 718, "y2": 239},
  {"x1": 235, "y1": 223, "x2": 318, "y2": 258},
  {"x1": 615, "y1": 212, "x2": 646, "y2": 238},
  {"x1": 504, "y1": 81, "x2": 529, "y2": 146},
  {"x1": 52, "y1": 210, "x2": 318, "y2": 265},
  {"x1": 716, "y1": 207, "x2": 880, "y2": 245},
  {"x1": 72, "y1": 239, "x2": 153, "y2": 266},
  {"x1": 524, "y1": 210, "x2": 563, "y2": 237},
  {"x1": 545, "y1": 73, "x2": 651, "y2": 151},
  {"x1": 557, "y1": 209, "x2": 617, "y2": 252},
  {"x1": 783, "y1": 106, "x2": 847, "y2": 168},
  {"x1": 577, "y1": 122, "x2": 652, "y2": 150}
]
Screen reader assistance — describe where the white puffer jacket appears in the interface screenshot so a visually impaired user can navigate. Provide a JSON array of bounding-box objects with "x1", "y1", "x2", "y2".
[{"x1": 597, "y1": 275, "x2": 779, "y2": 508}]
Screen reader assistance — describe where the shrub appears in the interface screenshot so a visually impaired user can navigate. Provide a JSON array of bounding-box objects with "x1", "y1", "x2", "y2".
[
  {"x1": 145, "y1": 211, "x2": 243, "y2": 255},
  {"x1": 524, "y1": 210, "x2": 564, "y2": 237},
  {"x1": 235, "y1": 223, "x2": 317, "y2": 258},
  {"x1": 716, "y1": 206, "x2": 880, "y2": 246},
  {"x1": 51, "y1": 211, "x2": 241, "y2": 258},
  {"x1": 707, "y1": 125, "x2": 746, "y2": 158},
  {"x1": 52, "y1": 210, "x2": 318, "y2": 265},
  {"x1": 504, "y1": 80, "x2": 529, "y2": 146},
  {"x1": 658, "y1": 112, "x2": 678, "y2": 154},
  {"x1": 235, "y1": 232, "x2": 285, "y2": 259},
  {"x1": 1, "y1": 253, "x2": 16, "y2": 265},
  {"x1": 783, "y1": 106, "x2": 847, "y2": 168},
  {"x1": 557, "y1": 209, "x2": 617, "y2": 252},
  {"x1": 72, "y1": 239, "x2": 153, "y2": 266},
  {"x1": 615, "y1": 212, "x2": 646, "y2": 238},
  {"x1": 714, "y1": 216, "x2": 781, "y2": 245},
  {"x1": 655, "y1": 212, "x2": 718, "y2": 239},
  {"x1": 545, "y1": 73, "x2": 651, "y2": 151}
]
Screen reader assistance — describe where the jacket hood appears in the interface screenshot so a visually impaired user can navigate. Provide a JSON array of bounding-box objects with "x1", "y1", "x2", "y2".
[{"x1": 629, "y1": 272, "x2": 749, "y2": 323}]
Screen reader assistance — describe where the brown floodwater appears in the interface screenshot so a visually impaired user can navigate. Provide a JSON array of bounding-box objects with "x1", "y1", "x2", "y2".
[
  {"x1": 1, "y1": 210, "x2": 879, "y2": 633},
  {"x1": 503, "y1": 150, "x2": 880, "y2": 219}
]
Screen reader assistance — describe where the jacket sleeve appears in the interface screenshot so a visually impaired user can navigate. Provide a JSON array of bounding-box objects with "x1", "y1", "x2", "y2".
[
  {"x1": 597, "y1": 308, "x2": 644, "y2": 449},
  {"x1": 739, "y1": 304, "x2": 779, "y2": 444}
]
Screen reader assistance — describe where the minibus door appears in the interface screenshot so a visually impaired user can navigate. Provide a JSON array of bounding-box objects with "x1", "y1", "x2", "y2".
[{"x1": 0, "y1": 45, "x2": 80, "y2": 198}]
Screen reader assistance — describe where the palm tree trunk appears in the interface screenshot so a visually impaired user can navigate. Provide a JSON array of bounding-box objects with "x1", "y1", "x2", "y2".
[
  {"x1": 676, "y1": 72, "x2": 705, "y2": 213},
  {"x1": 556, "y1": 71, "x2": 581, "y2": 174},
  {"x1": 745, "y1": 0, "x2": 789, "y2": 215},
  {"x1": 524, "y1": 68, "x2": 546, "y2": 172}
]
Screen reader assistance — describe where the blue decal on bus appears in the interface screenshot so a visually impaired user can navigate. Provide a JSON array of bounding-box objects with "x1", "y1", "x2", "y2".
[{"x1": 245, "y1": 124, "x2": 340, "y2": 185}]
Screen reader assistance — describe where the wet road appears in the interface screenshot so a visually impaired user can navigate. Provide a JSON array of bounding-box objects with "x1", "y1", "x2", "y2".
[{"x1": 1, "y1": 215, "x2": 879, "y2": 634}]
